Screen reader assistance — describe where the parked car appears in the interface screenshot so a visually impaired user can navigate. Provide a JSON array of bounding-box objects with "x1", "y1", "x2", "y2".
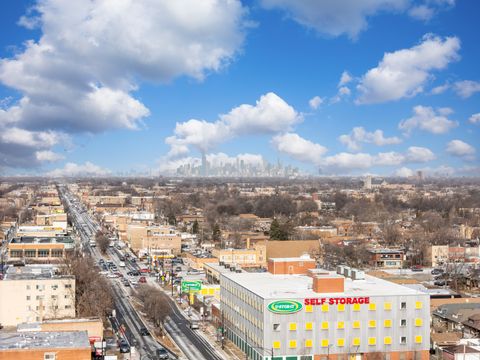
[
  {"x1": 431, "y1": 268, "x2": 445, "y2": 275},
  {"x1": 156, "y1": 347, "x2": 169, "y2": 359},
  {"x1": 140, "y1": 327, "x2": 150, "y2": 336},
  {"x1": 434, "y1": 279, "x2": 447, "y2": 286},
  {"x1": 175, "y1": 266, "x2": 182, "y2": 272},
  {"x1": 139, "y1": 276, "x2": 147, "y2": 283},
  {"x1": 118, "y1": 339, "x2": 130, "y2": 353},
  {"x1": 411, "y1": 265, "x2": 423, "y2": 272}
]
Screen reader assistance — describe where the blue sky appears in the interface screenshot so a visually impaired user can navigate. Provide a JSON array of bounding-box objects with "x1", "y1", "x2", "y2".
[{"x1": 0, "y1": 0, "x2": 478, "y2": 177}]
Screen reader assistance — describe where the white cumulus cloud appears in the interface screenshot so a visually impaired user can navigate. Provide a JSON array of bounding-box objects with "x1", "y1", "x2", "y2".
[
  {"x1": 446, "y1": 140, "x2": 475, "y2": 159},
  {"x1": 46, "y1": 162, "x2": 111, "y2": 177},
  {"x1": 469, "y1": 113, "x2": 480, "y2": 124},
  {"x1": 394, "y1": 167, "x2": 415, "y2": 177},
  {"x1": 271, "y1": 133, "x2": 327, "y2": 165},
  {"x1": 166, "y1": 92, "x2": 301, "y2": 155},
  {"x1": 309, "y1": 96, "x2": 324, "y2": 110},
  {"x1": 339, "y1": 127, "x2": 402, "y2": 151},
  {"x1": 356, "y1": 34, "x2": 460, "y2": 104},
  {"x1": 260, "y1": 0, "x2": 409, "y2": 38},
  {"x1": 339, "y1": 71, "x2": 353, "y2": 86},
  {"x1": 405, "y1": 146, "x2": 436, "y2": 162},
  {"x1": 453, "y1": 80, "x2": 480, "y2": 98},
  {"x1": 35, "y1": 150, "x2": 65, "y2": 162},
  {"x1": 399, "y1": 105, "x2": 458, "y2": 134},
  {"x1": 0, "y1": 0, "x2": 247, "y2": 167}
]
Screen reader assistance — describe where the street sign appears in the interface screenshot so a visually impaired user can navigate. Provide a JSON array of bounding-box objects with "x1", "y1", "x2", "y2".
[{"x1": 181, "y1": 280, "x2": 202, "y2": 292}]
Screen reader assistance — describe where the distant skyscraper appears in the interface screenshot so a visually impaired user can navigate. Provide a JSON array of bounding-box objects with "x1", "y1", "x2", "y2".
[
  {"x1": 201, "y1": 152, "x2": 208, "y2": 177},
  {"x1": 416, "y1": 170, "x2": 424, "y2": 181},
  {"x1": 364, "y1": 175, "x2": 372, "y2": 189}
]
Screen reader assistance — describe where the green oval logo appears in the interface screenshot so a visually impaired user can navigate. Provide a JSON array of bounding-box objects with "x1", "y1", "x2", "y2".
[{"x1": 268, "y1": 300, "x2": 303, "y2": 314}]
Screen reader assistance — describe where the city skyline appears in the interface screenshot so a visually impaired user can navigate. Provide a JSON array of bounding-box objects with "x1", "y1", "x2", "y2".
[{"x1": 0, "y1": 1, "x2": 479, "y2": 177}]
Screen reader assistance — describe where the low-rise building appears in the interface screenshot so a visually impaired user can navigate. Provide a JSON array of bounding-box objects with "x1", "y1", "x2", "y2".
[
  {"x1": 7, "y1": 236, "x2": 75, "y2": 263},
  {"x1": 221, "y1": 256, "x2": 430, "y2": 360},
  {"x1": 0, "y1": 265, "x2": 75, "y2": 327},
  {"x1": 0, "y1": 331, "x2": 91, "y2": 360},
  {"x1": 368, "y1": 248, "x2": 405, "y2": 269}
]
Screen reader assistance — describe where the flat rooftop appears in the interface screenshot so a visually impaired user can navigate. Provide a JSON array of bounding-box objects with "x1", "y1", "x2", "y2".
[
  {"x1": 10, "y1": 236, "x2": 73, "y2": 245},
  {"x1": 3, "y1": 265, "x2": 74, "y2": 281},
  {"x1": 221, "y1": 271, "x2": 425, "y2": 299},
  {"x1": 0, "y1": 331, "x2": 90, "y2": 350}
]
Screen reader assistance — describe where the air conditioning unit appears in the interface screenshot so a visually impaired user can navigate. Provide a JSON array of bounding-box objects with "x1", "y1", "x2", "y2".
[
  {"x1": 343, "y1": 266, "x2": 351, "y2": 278},
  {"x1": 337, "y1": 265, "x2": 345, "y2": 275},
  {"x1": 351, "y1": 269, "x2": 365, "y2": 280}
]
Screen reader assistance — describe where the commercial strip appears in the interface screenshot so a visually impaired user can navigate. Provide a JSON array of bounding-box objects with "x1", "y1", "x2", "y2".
[{"x1": 220, "y1": 256, "x2": 430, "y2": 360}]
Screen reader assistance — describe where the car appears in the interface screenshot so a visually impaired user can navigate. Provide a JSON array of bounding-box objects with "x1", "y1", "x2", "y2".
[
  {"x1": 431, "y1": 268, "x2": 445, "y2": 275},
  {"x1": 411, "y1": 266, "x2": 423, "y2": 272},
  {"x1": 139, "y1": 276, "x2": 147, "y2": 283},
  {"x1": 118, "y1": 339, "x2": 130, "y2": 353},
  {"x1": 434, "y1": 279, "x2": 447, "y2": 286},
  {"x1": 130, "y1": 279, "x2": 139, "y2": 286},
  {"x1": 140, "y1": 268, "x2": 149, "y2": 273},
  {"x1": 156, "y1": 347, "x2": 169, "y2": 359},
  {"x1": 189, "y1": 320, "x2": 199, "y2": 330},
  {"x1": 175, "y1": 266, "x2": 182, "y2": 272},
  {"x1": 123, "y1": 280, "x2": 130, "y2": 287},
  {"x1": 140, "y1": 327, "x2": 150, "y2": 336},
  {"x1": 107, "y1": 273, "x2": 118, "y2": 278}
]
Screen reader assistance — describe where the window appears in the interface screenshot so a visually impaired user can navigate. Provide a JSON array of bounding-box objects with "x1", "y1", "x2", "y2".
[
  {"x1": 369, "y1": 320, "x2": 376, "y2": 328},
  {"x1": 305, "y1": 322, "x2": 313, "y2": 330},
  {"x1": 353, "y1": 338, "x2": 360, "y2": 346},
  {"x1": 51, "y1": 295, "x2": 58, "y2": 300},
  {"x1": 337, "y1": 321, "x2": 345, "y2": 329},
  {"x1": 384, "y1": 302, "x2": 392, "y2": 310},
  {"x1": 305, "y1": 304, "x2": 313, "y2": 313},
  {"x1": 44, "y1": 353, "x2": 56, "y2": 360},
  {"x1": 38, "y1": 250, "x2": 49, "y2": 258},
  {"x1": 24, "y1": 250, "x2": 36, "y2": 258},
  {"x1": 338, "y1": 303, "x2": 345, "y2": 312},
  {"x1": 305, "y1": 339, "x2": 313, "y2": 348},
  {"x1": 26, "y1": 285, "x2": 31, "y2": 290},
  {"x1": 353, "y1": 303, "x2": 361, "y2": 311},
  {"x1": 36, "y1": 285, "x2": 45, "y2": 291},
  {"x1": 289, "y1": 340, "x2": 297, "y2": 348},
  {"x1": 384, "y1": 337, "x2": 392, "y2": 345},
  {"x1": 400, "y1": 336, "x2": 407, "y2": 345},
  {"x1": 51, "y1": 249, "x2": 63, "y2": 257},
  {"x1": 415, "y1": 318, "x2": 423, "y2": 327},
  {"x1": 36, "y1": 295, "x2": 44, "y2": 300},
  {"x1": 415, "y1": 336, "x2": 423, "y2": 344},
  {"x1": 321, "y1": 304, "x2": 329, "y2": 312},
  {"x1": 415, "y1": 301, "x2": 423, "y2": 309},
  {"x1": 273, "y1": 341, "x2": 281, "y2": 349},
  {"x1": 400, "y1": 302, "x2": 407, "y2": 310},
  {"x1": 26, "y1": 296, "x2": 31, "y2": 301},
  {"x1": 369, "y1": 303, "x2": 376, "y2": 311},
  {"x1": 65, "y1": 305, "x2": 71, "y2": 309},
  {"x1": 321, "y1": 339, "x2": 329, "y2": 347},
  {"x1": 321, "y1": 321, "x2": 329, "y2": 330},
  {"x1": 384, "y1": 319, "x2": 392, "y2": 328},
  {"x1": 289, "y1": 323, "x2": 297, "y2": 331},
  {"x1": 10, "y1": 250, "x2": 23, "y2": 258},
  {"x1": 337, "y1": 338, "x2": 345, "y2": 347},
  {"x1": 273, "y1": 324, "x2": 281, "y2": 331},
  {"x1": 51, "y1": 285, "x2": 58, "y2": 290},
  {"x1": 353, "y1": 320, "x2": 360, "y2": 329},
  {"x1": 368, "y1": 337, "x2": 376, "y2": 346},
  {"x1": 65, "y1": 284, "x2": 72, "y2": 289},
  {"x1": 400, "y1": 319, "x2": 407, "y2": 327}
]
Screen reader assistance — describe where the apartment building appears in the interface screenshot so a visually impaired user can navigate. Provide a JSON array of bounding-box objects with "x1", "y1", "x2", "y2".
[
  {"x1": 126, "y1": 224, "x2": 181, "y2": 254},
  {"x1": 0, "y1": 265, "x2": 75, "y2": 326},
  {"x1": 220, "y1": 256, "x2": 430, "y2": 360},
  {"x1": 368, "y1": 248, "x2": 405, "y2": 269},
  {"x1": 212, "y1": 243, "x2": 267, "y2": 268}
]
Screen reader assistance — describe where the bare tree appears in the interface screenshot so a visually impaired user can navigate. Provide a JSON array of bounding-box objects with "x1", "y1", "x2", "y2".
[
  {"x1": 95, "y1": 231, "x2": 110, "y2": 254},
  {"x1": 136, "y1": 284, "x2": 172, "y2": 334}
]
